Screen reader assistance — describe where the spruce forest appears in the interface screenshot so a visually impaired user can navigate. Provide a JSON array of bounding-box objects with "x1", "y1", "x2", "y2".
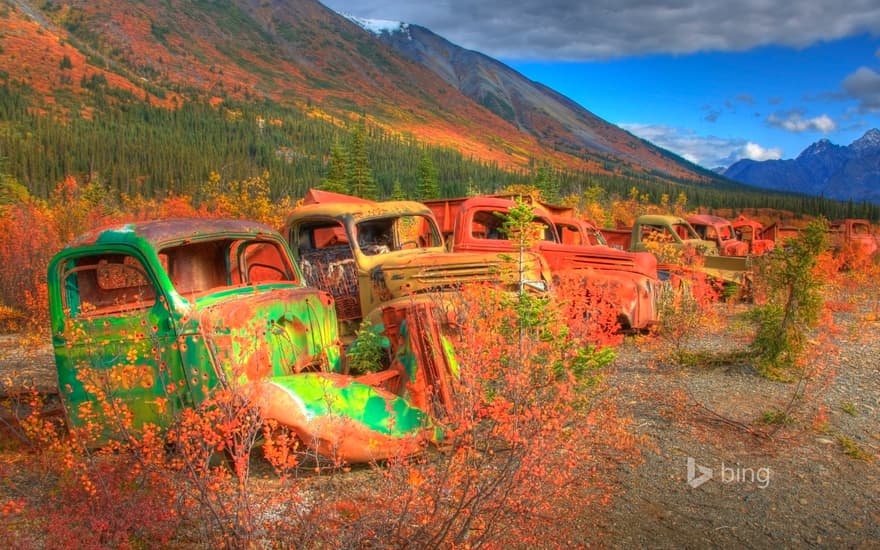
[{"x1": 2, "y1": 80, "x2": 879, "y2": 220}]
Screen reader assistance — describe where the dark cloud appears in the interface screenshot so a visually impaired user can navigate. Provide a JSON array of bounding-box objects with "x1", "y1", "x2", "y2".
[
  {"x1": 321, "y1": 0, "x2": 880, "y2": 61},
  {"x1": 842, "y1": 67, "x2": 880, "y2": 112},
  {"x1": 766, "y1": 110, "x2": 837, "y2": 132}
]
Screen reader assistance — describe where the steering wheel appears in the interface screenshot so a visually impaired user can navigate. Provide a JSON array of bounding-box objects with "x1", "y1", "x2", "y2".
[
  {"x1": 247, "y1": 262, "x2": 287, "y2": 281},
  {"x1": 398, "y1": 240, "x2": 419, "y2": 250}
]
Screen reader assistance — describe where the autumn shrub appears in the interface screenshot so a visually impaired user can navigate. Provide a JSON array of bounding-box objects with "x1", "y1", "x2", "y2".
[
  {"x1": 651, "y1": 269, "x2": 724, "y2": 364},
  {"x1": 748, "y1": 218, "x2": 829, "y2": 379},
  {"x1": 0, "y1": 200, "x2": 59, "y2": 336},
  {"x1": 298, "y1": 284, "x2": 629, "y2": 548}
]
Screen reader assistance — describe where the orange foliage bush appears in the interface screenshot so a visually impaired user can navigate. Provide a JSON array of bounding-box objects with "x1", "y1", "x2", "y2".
[
  {"x1": 300, "y1": 285, "x2": 633, "y2": 547},
  {"x1": 649, "y1": 265, "x2": 722, "y2": 361},
  {"x1": 0, "y1": 173, "x2": 293, "y2": 337},
  {"x1": 0, "y1": 281, "x2": 635, "y2": 547}
]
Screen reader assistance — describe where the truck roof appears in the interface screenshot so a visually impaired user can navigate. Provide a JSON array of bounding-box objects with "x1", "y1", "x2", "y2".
[
  {"x1": 636, "y1": 214, "x2": 691, "y2": 226},
  {"x1": 288, "y1": 199, "x2": 436, "y2": 223},
  {"x1": 687, "y1": 214, "x2": 732, "y2": 226},
  {"x1": 64, "y1": 218, "x2": 283, "y2": 250}
]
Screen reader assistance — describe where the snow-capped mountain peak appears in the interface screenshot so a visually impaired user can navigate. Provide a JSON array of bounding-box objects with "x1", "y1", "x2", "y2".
[
  {"x1": 344, "y1": 15, "x2": 410, "y2": 38},
  {"x1": 850, "y1": 128, "x2": 880, "y2": 153}
]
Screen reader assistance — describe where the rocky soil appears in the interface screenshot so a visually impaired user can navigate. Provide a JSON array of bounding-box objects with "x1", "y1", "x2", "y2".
[
  {"x1": 1, "y1": 301, "x2": 878, "y2": 548},
  {"x1": 593, "y1": 303, "x2": 879, "y2": 548}
]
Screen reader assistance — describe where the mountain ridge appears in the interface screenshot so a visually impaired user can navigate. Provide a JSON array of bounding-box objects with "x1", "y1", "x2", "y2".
[
  {"x1": 724, "y1": 129, "x2": 880, "y2": 203},
  {"x1": 355, "y1": 17, "x2": 711, "y2": 182},
  {"x1": 0, "y1": 0, "x2": 723, "y2": 187}
]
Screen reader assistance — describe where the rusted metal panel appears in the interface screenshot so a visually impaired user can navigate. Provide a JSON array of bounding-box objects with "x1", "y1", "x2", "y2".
[
  {"x1": 48, "y1": 218, "x2": 441, "y2": 463},
  {"x1": 423, "y1": 196, "x2": 662, "y2": 330},
  {"x1": 285, "y1": 190, "x2": 552, "y2": 336}
]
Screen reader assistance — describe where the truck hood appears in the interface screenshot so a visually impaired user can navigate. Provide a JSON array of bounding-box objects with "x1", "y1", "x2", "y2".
[
  {"x1": 539, "y1": 242, "x2": 658, "y2": 279},
  {"x1": 365, "y1": 249, "x2": 550, "y2": 295},
  {"x1": 185, "y1": 285, "x2": 342, "y2": 381},
  {"x1": 250, "y1": 373, "x2": 437, "y2": 463}
]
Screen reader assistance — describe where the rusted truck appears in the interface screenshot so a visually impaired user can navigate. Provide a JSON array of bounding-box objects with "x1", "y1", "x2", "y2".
[
  {"x1": 424, "y1": 195, "x2": 660, "y2": 330},
  {"x1": 828, "y1": 218, "x2": 878, "y2": 258},
  {"x1": 283, "y1": 189, "x2": 552, "y2": 338},
  {"x1": 599, "y1": 214, "x2": 716, "y2": 256},
  {"x1": 744, "y1": 217, "x2": 877, "y2": 260},
  {"x1": 48, "y1": 219, "x2": 439, "y2": 463},
  {"x1": 730, "y1": 215, "x2": 776, "y2": 255},
  {"x1": 599, "y1": 214, "x2": 750, "y2": 287},
  {"x1": 686, "y1": 214, "x2": 749, "y2": 256}
]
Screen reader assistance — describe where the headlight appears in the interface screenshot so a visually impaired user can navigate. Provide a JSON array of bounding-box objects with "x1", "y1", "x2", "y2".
[{"x1": 523, "y1": 280, "x2": 549, "y2": 293}]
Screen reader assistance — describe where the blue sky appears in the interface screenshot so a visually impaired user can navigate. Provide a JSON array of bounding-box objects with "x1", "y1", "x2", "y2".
[{"x1": 321, "y1": 0, "x2": 880, "y2": 169}]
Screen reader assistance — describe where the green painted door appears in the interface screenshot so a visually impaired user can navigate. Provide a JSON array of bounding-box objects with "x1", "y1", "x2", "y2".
[{"x1": 52, "y1": 248, "x2": 188, "y2": 437}]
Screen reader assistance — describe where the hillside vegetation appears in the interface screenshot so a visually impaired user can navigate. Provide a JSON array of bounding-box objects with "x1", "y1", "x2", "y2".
[{"x1": 1, "y1": 0, "x2": 877, "y2": 220}]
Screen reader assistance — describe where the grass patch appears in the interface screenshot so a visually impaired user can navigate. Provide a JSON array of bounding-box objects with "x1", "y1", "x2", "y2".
[
  {"x1": 673, "y1": 348, "x2": 756, "y2": 368},
  {"x1": 836, "y1": 434, "x2": 874, "y2": 461},
  {"x1": 839, "y1": 402, "x2": 858, "y2": 416},
  {"x1": 759, "y1": 409, "x2": 795, "y2": 426}
]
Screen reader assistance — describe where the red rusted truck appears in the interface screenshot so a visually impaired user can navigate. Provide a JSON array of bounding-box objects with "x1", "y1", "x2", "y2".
[
  {"x1": 686, "y1": 214, "x2": 750, "y2": 256},
  {"x1": 424, "y1": 195, "x2": 660, "y2": 331},
  {"x1": 730, "y1": 215, "x2": 776, "y2": 255},
  {"x1": 829, "y1": 218, "x2": 878, "y2": 258}
]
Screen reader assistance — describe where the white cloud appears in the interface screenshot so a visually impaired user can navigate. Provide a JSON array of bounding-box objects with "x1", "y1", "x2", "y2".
[
  {"x1": 767, "y1": 111, "x2": 837, "y2": 132},
  {"x1": 742, "y1": 142, "x2": 783, "y2": 161},
  {"x1": 620, "y1": 123, "x2": 780, "y2": 168},
  {"x1": 842, "y1": 66, "x2": 880, "y2": 112},
  {"x1": 321, "y1": 0, "x2": 880, "y2": 61}
]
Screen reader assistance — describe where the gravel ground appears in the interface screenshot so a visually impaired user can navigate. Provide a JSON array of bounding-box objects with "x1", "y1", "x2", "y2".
[
  {"x1": 594, "y1": 304, "x2": 880, "y2": 549},
  {"x1": 1, "y1": 300, "x2": 878, "y2": 548}
]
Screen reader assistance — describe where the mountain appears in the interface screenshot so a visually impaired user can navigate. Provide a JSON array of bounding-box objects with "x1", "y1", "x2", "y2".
[
  {"x1": 348, "y1": 18, "x2": 709, "y2": 182},
  {"x1": 0, "y1": 0, "x2": 721, "y2": 190},
  {"x1": 724, "y1": 130, "x2": 880, "y2": 203}
]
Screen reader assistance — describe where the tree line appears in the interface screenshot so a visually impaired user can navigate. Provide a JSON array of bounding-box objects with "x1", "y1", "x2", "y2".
[{"x1": 0, "y1": 80, "x2": 877, "y2": 221}]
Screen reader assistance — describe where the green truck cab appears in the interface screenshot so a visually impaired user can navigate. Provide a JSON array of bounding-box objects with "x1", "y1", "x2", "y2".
[
  {"x1": 48, "y1": 218, "x2": 433, "y2": 462},
  {"x1": 602, "y1": 214, "x2": 750, "y2": 287}
]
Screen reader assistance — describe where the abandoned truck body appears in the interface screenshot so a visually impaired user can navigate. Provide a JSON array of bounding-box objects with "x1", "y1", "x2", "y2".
[
  {"x1": 686, "y1": 214, "x2": 749, "y2": 256},
  {"x1": 425, "y1": 196, "x2": 660, "y2": 330},
  {"x1": 284, "y1": 189, "x2": 552, "y2": 336},
  {"x1": 829, "y1": 218, "x2": 879, "y2": 258},
  {"x1": 730, "y1": 215, "x2": 776, "y2": 255},
  {"x1": 601, "y1": 214, "x2": 750, "y2": 286},
  {"x1": 48, "y1": 219, "x2": 435, "y2": 462}
]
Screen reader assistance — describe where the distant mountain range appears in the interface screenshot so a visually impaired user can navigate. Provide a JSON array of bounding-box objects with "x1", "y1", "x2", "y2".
[
  {"x1": 0, "y1": 0, "x2": 719, "y2": 188},
  {"x1": 724, "y1": 130, "x2": 880, "y2": 203}
]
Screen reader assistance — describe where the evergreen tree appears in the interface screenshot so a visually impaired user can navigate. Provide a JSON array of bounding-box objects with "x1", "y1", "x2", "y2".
[
  {"x1": 321, "y1": 141, "x2": 348, "y2": 194},
  {"x1": 416, "y1": 150, "x2": 439, "y2": 200},
  {"x1": 346, "y1": 116, "x2": 378, "y2": 200},
  {"x1": 534, "y1": 161, "x2": 560, "y2": 204},
  {"x1": 390, "y1": 179, "x2": 406, "y2": 200}
]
